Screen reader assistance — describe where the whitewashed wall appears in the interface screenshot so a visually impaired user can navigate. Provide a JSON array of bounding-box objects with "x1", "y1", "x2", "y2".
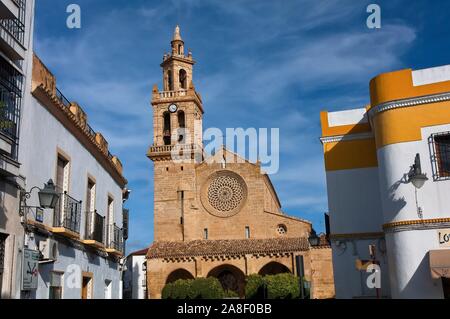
[
  {"x1": 18, "y1": 84, "x2": 125, "y2": 299},
  {"x1": 377, "y1": 123, "x2": 450, "y2": 298},
  {"x1": 124, "y1": 255, "x2": 146, "y2": 299}
]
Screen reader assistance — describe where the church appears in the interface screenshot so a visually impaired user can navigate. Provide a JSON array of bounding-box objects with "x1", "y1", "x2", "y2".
[{"x1": 145, "y1": 26, "x2": 335, "y2": 299}]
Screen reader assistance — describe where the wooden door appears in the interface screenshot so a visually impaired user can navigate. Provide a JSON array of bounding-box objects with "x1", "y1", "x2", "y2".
[{"x1": 81, "y1": 275, "x2": 92, "y2": 299}]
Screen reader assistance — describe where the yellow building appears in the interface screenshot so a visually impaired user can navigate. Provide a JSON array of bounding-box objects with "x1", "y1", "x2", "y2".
[
  {"x1": 321, "y1": 64, "x2": 450, "y2": 298},
  {"x1": 145, "y1": 26, "x2": 335, "y2": 299}
]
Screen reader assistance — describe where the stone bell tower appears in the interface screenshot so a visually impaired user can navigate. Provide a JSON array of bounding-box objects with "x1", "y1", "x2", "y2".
[{"x1": 147, "y1": 26, "x2": 204, "y2": 242}]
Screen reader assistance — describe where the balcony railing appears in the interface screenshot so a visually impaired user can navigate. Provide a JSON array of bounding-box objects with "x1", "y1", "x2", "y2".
[
  {"x1": 0, "y1": 55, "x2": 22, "y2": 159},
  {"x1": 108, "y1": 224, "x2": 124, "y2": 253},
  {"x1": 0, "y1": 18, "x2": 24, "y2": 45},
  {"x1": 148, "y1": 143, "x2": 200, "y2": 154},
  {"x1": 158, "y1": 90, "x2": 188, "y2": 99},
  {"x1": 55, "y1": 87, "x2": 70, "y2": 108},
  {"x1": 85, "y1": 211, "x2": 105, "y2": 244},
  {"x1": 53, "y1": 192, "x2": 82, "y2": 235}
]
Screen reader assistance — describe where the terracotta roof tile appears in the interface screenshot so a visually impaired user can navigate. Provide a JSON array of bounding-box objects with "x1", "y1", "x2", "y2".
[
  {"x1": 128, "y1": 247, "x2": 149, "y2": 257},
  {"x1": 147, "y1": 237, "x2": 309, "y2": 259}
]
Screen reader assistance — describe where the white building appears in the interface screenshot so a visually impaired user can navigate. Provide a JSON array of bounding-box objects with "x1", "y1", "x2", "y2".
[
  {"x1": 321, "y1": 64, "x2": 450, "y2": 299},
  {"x1": 17, "y1": 54, "x2": 130, "y2": 299},
  {"x1": 123, "y1": 248, "x2": 148, "y2": 299},
  {"x1": 0, "y1": 0, "x2": 35, "y2": 299}
]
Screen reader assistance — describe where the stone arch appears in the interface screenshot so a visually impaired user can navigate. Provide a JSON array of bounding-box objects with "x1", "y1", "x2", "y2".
[
  {"x1": 207, "y1": 264, "x2": 246, "y2": 297},
  {"x1": 163, "y1": 111, "x2": 171, "y2": 145},
  {"x1": 179, "y1": 69, "x2": 187, "y2": 89},
  {"x1": 167, "y1": 69, "x2": 173, "y2": 91},
  {"x1": 258, "y1": 262, "x2": 291, "y2": 276},
  {"x1": 165, "y1": 268, "x2": 194, "y2": 284}
]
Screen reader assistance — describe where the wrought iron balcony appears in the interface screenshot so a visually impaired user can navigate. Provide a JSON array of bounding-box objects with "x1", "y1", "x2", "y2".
[
  {"x1": 107, "y1": 224, "x2": 124, "y2": 256},
  {"x1": 84, "y1": 210, "x2": 105, "y2": 247},
  {"x1": 0, "y1": 55, "x2": 22, "y2": 159},
  {"x1": 53, "y1": 192, "x2": 82, "y2": 238},
  {"x1": 0, "y1": 17, "x2": 24, "y2": 45}
]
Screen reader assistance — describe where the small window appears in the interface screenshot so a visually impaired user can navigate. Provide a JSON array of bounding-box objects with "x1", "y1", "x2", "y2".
[
  {"x1": 435, "y1": 133, "x2": 450, "y2": 178},
  {"x1": 245, "y1": 226, "x2": 250, "y2": 239},
  {"x1": 204, "y1": 228, "x2": 208, "y2": 240},
  {"x1": 277, "y1": 224, "x2": 287, "y2": 235}
]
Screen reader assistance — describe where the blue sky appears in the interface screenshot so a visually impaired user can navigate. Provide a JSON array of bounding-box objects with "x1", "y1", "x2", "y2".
[{"x1": 34, "y1": 0, "x2": 450, "y2": 253}]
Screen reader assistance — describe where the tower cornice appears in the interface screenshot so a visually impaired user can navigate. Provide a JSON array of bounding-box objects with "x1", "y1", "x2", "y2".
[
  {"x1": 161, "y1": 54, "x2": 195, "y2": 67},
  {"x1": 151, "y1": 87, "x2": 204, "y2": 113}
]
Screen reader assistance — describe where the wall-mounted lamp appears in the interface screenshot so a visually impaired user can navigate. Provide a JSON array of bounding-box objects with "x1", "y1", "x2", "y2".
[
  {"x1": 408, "y1": 153, "x2": 428, "y2": 189},
  {"x1": 20, "y1": 179, "x2": 60, "y2": 219},
  {"x1": 308, "y1": 231, "x2": 320, "y2": 247}
]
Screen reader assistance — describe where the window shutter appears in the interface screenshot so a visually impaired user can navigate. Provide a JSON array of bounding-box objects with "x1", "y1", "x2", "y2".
[{"x1": 122, "y1": 209, "x2": 129, "y2": 240}]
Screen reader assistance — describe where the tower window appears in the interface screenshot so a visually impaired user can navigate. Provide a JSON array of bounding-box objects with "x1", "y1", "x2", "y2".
[
  {"x1": 167, "y1": 70, "x2": 173, "y2": 91},
  {"x1": 163, "y1": 112, "x2": 171, "y2": 145},
  {"x1": 178, "y1": 111, "x2": 185, "y2": 128},
  {"x1": 204, "y1": 228, "x2": 208, "y2": 240},
  {"x1": 179, "y1": 69, "x2": 187, "y2": 89},
  {"x1": 177, "y1": 111, "x2": 186, "y2": 143},
  {"x1": 178, "y1": 44, "x2": 182, "y2": 55}
]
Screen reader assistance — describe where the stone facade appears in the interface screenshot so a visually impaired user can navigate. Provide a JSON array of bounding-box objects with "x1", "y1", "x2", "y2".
[{"x1": 146, "y1": 26, "x2": 335, "y2": 299}]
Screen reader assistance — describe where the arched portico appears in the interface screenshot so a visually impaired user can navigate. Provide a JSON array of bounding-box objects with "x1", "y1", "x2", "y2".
[
  {"x1": 166, "y1": 268, "x2": 195, "y2": 284},
  {"x1": 258, "y1": 262, "x2": 291, "y2": 276},
  {"x1": 207, "y1": 264, "x2": 246, "y2": 297}
]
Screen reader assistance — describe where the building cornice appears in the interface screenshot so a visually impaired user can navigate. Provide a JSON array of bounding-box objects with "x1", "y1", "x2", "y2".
[
  {"x1": 32, "y1": 85, "x2": 128, "y2": 188},
  {"x1": 320, "y1": 132, "x2": 374, "y2": 145},
  {"x1": 369, "y1": 91, "x2": 450, "y2": 117},
  {"x1": 383, "y1": 217, "x2": 450, "y2": 233}
]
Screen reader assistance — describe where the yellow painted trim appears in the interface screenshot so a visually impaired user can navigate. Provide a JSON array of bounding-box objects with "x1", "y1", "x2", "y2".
[
  {"x1": 383, "y1": 217, "x2": 450, "y2": 230},
  {"x1": 106, "y1": 248, "x2": 123, "y2": 257},
  {"x1": 323, "y1": 138, "x2": 378, "y2": 171},
  {"x1": 372, "y1": 100, "x2": 450, "y2": 148},
  {"x1": 320, "y1": 111, "x2": 371, "y2": 138},
  {"x1": 82, "y1": 240, "x2": 105, "y2": 249},
  {"x1": 51, "y1": 227, "x2": 80, "y2": 239},
  {"x1": 370, "y1": 68, "x2": 450, "y2": 108}
]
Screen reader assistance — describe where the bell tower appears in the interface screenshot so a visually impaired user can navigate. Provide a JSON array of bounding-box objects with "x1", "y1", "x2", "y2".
[{"x1": 147, "y1": 26, "x2": 204, "y2": 242}]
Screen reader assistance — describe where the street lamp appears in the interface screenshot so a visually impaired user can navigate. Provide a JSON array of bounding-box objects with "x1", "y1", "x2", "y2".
[
  {"x1": 408, "y1": 153, "x2": 428, "y2": 189},
  {"x1": 20, "y1": 179, "x2": 60, "y2": 215},
  {"x1": 37, "y1": 179, "x2": 60, "y2": 209},
  {"x1": 308, "y1": 231, "x2": 320, "y2": 247}
]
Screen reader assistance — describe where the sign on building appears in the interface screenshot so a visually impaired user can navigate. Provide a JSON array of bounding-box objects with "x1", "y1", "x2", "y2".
[
  {"x1": 22, "y1": 248, "x2": 39, "y2": 290},
  {"x1": 438, "y1": 229, "x2": 450, "y2": 248}
]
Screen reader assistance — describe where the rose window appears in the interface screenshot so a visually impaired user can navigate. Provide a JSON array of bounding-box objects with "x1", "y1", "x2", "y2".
[
  {"x1": 201, "y1": 171, "x2": 248, "y2": 217},
  {"x1": 208, "y1": 175, "x2": 244, "y2": 212}
]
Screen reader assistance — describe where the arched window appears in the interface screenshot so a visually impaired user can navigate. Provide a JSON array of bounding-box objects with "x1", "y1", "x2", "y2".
[
  {"x1": 167, "y1": 70, "x2": 173, "y2": 91},
  {"x1": 178, "y1": 111, "x2": 185, "y2": 128},
  {"x1": 177, "y1": 111, "x2": 186, "y2": 143},
  {"x1": 179, "y1": 69, "x2": 187, "y2": 89},
  {"x1": 163, "y1": 112, "x2": 171, "y2": 145},
  {"x1": 178, "y1": 44, "x2": 183, "y2": 55}
]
